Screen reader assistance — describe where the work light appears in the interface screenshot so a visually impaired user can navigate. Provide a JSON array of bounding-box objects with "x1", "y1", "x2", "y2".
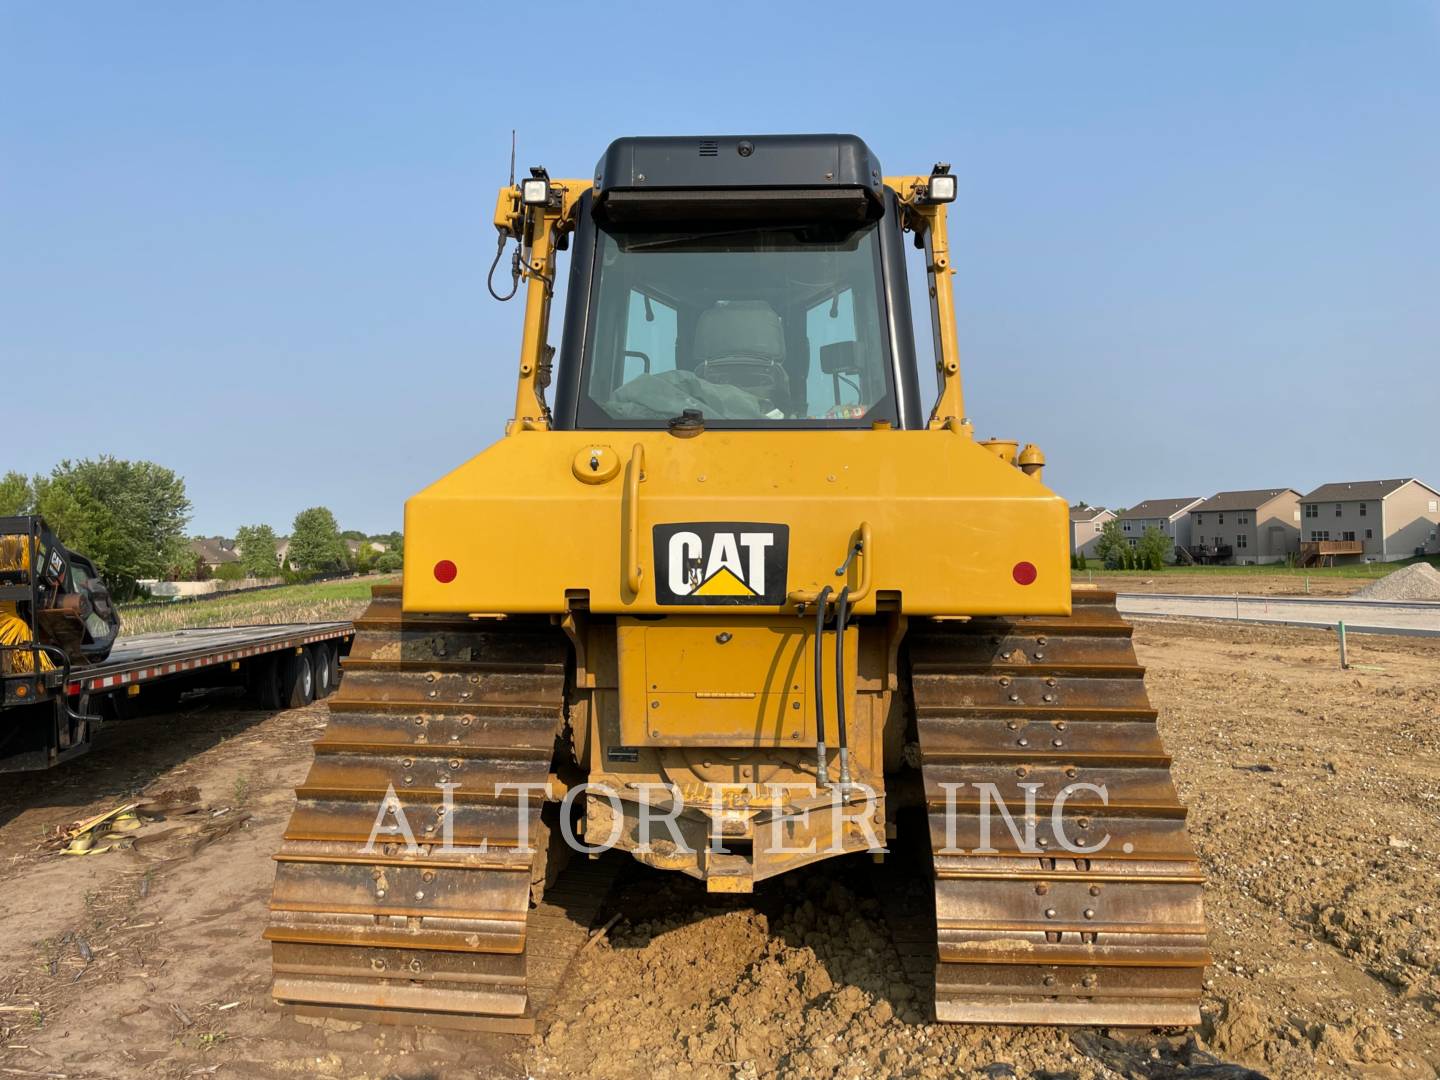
[
  {"x1": 927, "y1": 165, "x2": 956, "y2": 203},
  {"x1": 521, "y1": 166, "x2": 551, "y2": 206}
]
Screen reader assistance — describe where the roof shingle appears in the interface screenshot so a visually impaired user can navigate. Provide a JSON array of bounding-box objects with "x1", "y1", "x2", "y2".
[
  {"x1": 1117, "y1": 498, "x2": 1202, "y2": 521},
  {"x1": 1300, "y1": 479, "x2": 1425, "y2": 502},
  {"x1": 1193, "y1": 488, "x2": 1300, "y2": 513}
]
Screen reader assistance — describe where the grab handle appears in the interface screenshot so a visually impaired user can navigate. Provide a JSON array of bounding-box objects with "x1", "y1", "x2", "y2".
[
  {"x1": 624, "y1": 443, "x2": 646, "y2": 595},
  {"x1": 787, "y1": 521, "x2": 873, "y2": 606}
]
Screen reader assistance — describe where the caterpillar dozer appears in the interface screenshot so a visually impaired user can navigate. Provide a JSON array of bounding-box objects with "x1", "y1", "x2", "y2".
[{"x1": 266, "y1": 135, "x2": 1208, "y2": 1029}]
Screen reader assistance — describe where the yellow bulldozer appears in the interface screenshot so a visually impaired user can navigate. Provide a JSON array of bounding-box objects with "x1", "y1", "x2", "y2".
[{"x1": 265, "y1": 135, "x2": 1207, "y2": 1029}]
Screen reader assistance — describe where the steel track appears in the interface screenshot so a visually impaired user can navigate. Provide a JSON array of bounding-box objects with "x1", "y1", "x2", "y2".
[
  {"x1": 264, "y1": 585, "x2": 606, "y2": 1032},
  {"x1": 909, "y1": 588, "x2": 1209, "y2": 1025}
]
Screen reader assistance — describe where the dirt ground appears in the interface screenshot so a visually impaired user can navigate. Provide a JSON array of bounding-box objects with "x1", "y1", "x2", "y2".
[
  {"x1": 2, "y1": 618, "x2": 1437, "y2": 1079},
  {"x1": 1084, "y1": 572, "x2": 1373, "y2": 597}
]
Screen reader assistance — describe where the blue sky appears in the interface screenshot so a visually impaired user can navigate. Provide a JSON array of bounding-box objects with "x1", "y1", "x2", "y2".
[{"x1": 2, "y1": 2, "x2": 1436, "y2": 535}]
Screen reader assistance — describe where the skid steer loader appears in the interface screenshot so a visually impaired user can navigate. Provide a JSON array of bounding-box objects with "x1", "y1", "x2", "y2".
[{"x1": 266, "y1": 135, "x2": 1207, "y2": 1029}]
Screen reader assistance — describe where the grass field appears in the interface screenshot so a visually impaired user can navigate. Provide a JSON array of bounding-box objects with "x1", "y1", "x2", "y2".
[
  {"x1": 1074, "y1": 553, "x2": 1440, "y2": 596},
  {"x1": 117, "y1": 575, "x2": 393, "y2": 635},
  {"x1": 1075, "y1": 554, "x2": 1439, "y2": 579}
]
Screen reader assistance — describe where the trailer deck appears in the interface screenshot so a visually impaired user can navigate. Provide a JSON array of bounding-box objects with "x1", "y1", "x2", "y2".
[
  {"x1": 65, "y1": 622, "x2": 353, "y2": 695},
  {"x1": 3, "y1": 618, "x2": 354, "y2": 772}
]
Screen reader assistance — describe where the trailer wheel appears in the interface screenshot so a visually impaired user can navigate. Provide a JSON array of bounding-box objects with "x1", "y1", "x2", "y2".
[
  {"x1": 311, "y1": 643, "x2": 334, "y2": 699},
  {"x1": 280, "y1": 649, "x2": 315, "y2": 709},
  {"x1": 249, "y1": 656, "x2": 284, "y2": 711}
]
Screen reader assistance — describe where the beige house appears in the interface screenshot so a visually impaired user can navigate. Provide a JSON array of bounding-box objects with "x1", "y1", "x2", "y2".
[
  {"x1": 1188, "y1": 488, "x2": 1301, "y2": 565},
  {"x1": 189, "y1": 536, "x2": 239, "y2": 571},
  {"x1": 1117, "y1": 497, "x2": 1204, "y2": 559},
  {"x1": 1069, "y1": 505, "x2": 1115, "y2": 560},
  {"x1": 1299, "y1": 479, "x2": 1440, "y2": 563}
]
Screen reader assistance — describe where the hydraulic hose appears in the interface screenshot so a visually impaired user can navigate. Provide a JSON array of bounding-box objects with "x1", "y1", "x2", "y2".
[
  {"x1": 812, "y1": 586, "x2": 832, "y2": 787},
  {"x1": 834, "y1": 586, "x2": 852, "y2": 791}
]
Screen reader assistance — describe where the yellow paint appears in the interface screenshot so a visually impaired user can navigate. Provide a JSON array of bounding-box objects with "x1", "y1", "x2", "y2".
[
  {"x1": 405, "y1": 428, "x2": 1068, "y2": 617},
  {"x1": 692, "y1": 567, "x2": 755, "y2": 597}
]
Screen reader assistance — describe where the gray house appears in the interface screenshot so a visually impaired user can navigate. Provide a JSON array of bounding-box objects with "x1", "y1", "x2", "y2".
[
  {"x1": 1299, "y1": 479, "x2": 1440, "y2": 563},
  {"x1": 1069, "y1": 505, "x2": 1115, "y2": 560},
  {"x1": 1188, "y1": 489, "x2": 1301, "y2": 565},
  {"x1": 1117, "y1": 497, "x2": 1204, "y2": 558}
]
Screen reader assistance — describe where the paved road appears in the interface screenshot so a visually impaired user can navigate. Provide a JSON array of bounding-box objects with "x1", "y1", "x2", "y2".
[{"x1": 1115, "y1": 592, "x2": 1440, "y2": 636}]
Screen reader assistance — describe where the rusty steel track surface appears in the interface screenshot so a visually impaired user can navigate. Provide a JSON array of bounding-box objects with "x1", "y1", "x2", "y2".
[
  {"x1": 909, "y1": 588, "x2": 1209, "y2": 1026},
  {"x1": 264, "y1": 585, "x2": 601, "y2": 1032}
]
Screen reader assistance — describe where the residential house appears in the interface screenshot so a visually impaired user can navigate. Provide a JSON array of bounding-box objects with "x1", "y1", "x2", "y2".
[
  {"x1": 1298, "y1": 479, "x2": 1440, "y2": 563},
  {"x1": 344, "y1": 539, "x2": 389, "y2": 557},
  {"x1": 1188, "y1": 489, "x2": 1301, "y2": 565},
  {"x1": 1069, "y1": 505, "x2": 1115, "y2": 560},
  {"x1": 1116, "y1": 498, "x2": 1204, "y2": 559},
  {"x1": 189, "y1": 537, "x2": 239, "y2": 572}
]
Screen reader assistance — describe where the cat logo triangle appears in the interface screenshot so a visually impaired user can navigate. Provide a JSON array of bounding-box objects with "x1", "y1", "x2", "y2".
[{"x1": 692, "y1": 565, "x2": 757, "y2": 598}]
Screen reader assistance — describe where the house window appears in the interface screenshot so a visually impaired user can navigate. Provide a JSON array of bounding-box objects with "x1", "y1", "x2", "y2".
[
  {"x1": 1365, "y1": 529, "x2": 1373, "y2": 540},
  {"x1": 1359, "y1": 503, "x2": 1366, "y2": 517},
  {"x1": 1342, "y1": 531, "x2": 1355, "y2": 542},
  {"x1": 1304, "y1": 504, "x2": 1317, "y2": 518},
  {"x1": 1122, "y1": 521, "x2": 1131, "y2": 531},
  {"x1": 1335, "y1": 503, "x2": 1342, "y2": 517},
  {"x1": 1127, "y1": 537, "x2": 1138, "y2": 547},
  {"x1": 1309, "y1": 530, "x2": 1331, "y2": 542},
  {"x1": 1235, "y1": 534, "x2": 1248, "y2": 549},
  {"x1": 1430, "y1": 500, "x2": 1438, "y2": 513},
  {"x1": 1198, "y1": 535, "x2": 1206, "y2": 544},
  {"x1": 1238, "y1": 514, "x2": 1249, "y2": 525},
  {"x1": 1194, "y1": 514, "x2": 1202, "y2": 526},
  {"x1": 1218, "y1": 512, "x2": 1225, "y2": 524}
]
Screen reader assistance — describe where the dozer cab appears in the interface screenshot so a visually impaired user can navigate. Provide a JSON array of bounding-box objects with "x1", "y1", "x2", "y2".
[{"x1": 266, "y1": 135, "x2": 1207, "y2": 1029}]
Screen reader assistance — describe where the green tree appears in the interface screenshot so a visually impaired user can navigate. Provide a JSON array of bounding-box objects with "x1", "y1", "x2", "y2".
[
  {"x1": 235, "y1": 524, "x2": 281, "y2": 577},
  {"x1": 1095, "y1": 519, "x2": 1129, "y2": 570},
  {"x1": 0, "y1": 471, "x2": 33, "y2": 515},
  {"x1": 1137, "y1": 526, "x2": 1171, "y2": 571},
  {"x1": 34, "y1": 458, "x2": 191, "y2": 598},
  {"x1": 376, "y1": 550, "x2": 403, "y2": 573},
  {"x1": 348, "y1": 539, "x2": 377, "y2": 574},
  {"x1": 289, "y1": 507, "x2": 346, "y2": 574}
]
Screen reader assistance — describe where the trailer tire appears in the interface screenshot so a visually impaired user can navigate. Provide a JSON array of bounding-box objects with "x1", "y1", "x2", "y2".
[
  {"x1": 329, "y1": 643, "x2": 343, "y2": 690},
  {"x1": 311, "y1": 644, "x2": 334, "y2": 699},
  {"x1": 250, "y1": 656, "x2": 284, "y2": 711},
  {"x1": 280, "y1": 649, "x2": 315, "y2": 709}
]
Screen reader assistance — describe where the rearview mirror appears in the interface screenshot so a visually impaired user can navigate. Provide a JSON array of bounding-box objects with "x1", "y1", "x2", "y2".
[{"x1": 819, "y1": 341, "x2": 860, "y2": 375}]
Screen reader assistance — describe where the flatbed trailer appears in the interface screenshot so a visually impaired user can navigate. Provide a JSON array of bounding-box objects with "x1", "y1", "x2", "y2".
[{"x1": 1, "y1": 620, "x2": 354, "y2": 772}]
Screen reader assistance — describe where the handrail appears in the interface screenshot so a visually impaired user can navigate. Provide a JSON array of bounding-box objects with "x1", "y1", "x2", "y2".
[
  {"x1": 788, "y1": 522, "x2": 873, "y2": 607},
  {"x1": 624, "y1": 443, "x2": 646, "y2": 596}
]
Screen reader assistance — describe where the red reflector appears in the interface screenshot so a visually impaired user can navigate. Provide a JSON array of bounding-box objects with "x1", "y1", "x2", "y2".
[
  {"x1": 1012, "y1": 561, "x2": 1037, "y2": 586},
  {"x1": 434, "y1": 559, "x2": 457, "y2": 584}
]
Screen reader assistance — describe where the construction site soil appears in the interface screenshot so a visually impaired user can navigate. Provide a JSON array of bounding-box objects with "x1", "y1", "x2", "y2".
[{"x1": 1, "y1": 617, "x2": 1436, "y2": 1079}]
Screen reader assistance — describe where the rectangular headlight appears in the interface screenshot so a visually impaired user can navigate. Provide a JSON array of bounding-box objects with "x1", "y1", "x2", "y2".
[
  {"x1": 927, "y1": 174, "x2": 957, "y2": 203},
  {"x1": 521, "y1": 178, "x2": 550, "y2": 206}
]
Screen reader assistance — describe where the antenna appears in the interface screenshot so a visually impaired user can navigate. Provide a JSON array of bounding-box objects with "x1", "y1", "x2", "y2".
[{"x1": 509, "y1": 129, "x2": 516, "y2": 186}]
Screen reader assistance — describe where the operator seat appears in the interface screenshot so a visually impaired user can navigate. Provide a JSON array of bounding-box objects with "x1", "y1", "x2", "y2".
[{"x1": 692, "y1": 301, "x2": 791, "y2": 414}]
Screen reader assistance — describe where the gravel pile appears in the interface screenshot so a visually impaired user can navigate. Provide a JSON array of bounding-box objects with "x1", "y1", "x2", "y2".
[{"x1": 1354, "y1": 562, "x2": 1440, "y2": 601}]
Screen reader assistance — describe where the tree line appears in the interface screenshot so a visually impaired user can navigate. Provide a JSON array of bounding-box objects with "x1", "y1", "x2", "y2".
[{"x1": 2, "y1": 458, "x2": 401, "y2": 599}]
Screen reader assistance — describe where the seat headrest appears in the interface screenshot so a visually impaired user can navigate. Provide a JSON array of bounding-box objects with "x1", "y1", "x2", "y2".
[{"x1": 694, "y1": 302, "x2": 784, "y2": 364}]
